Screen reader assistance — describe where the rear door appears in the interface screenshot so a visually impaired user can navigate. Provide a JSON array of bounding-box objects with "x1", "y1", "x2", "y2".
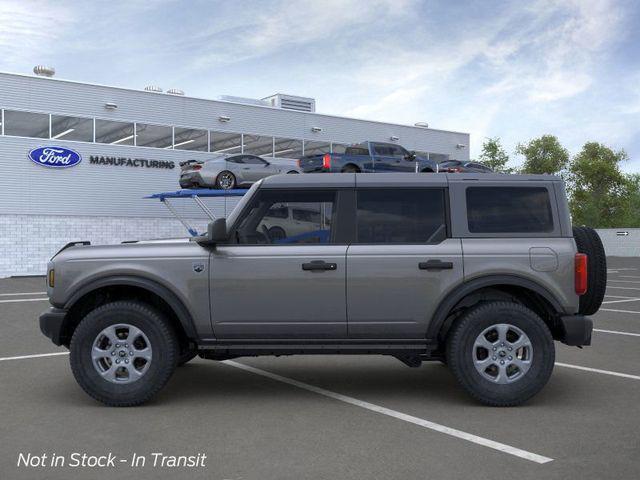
[
  {"x1": 210, "y1": 187, "x2": 351, "y2": 339},
  {"x1": 346, "y1": 183, "x2": 463, "y2": 338}
]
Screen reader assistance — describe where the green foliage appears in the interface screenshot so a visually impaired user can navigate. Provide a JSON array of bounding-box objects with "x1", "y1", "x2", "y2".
[
  {"x1": 478, "y1": 137, "x2": 513, "y2": 173},
  {"x1": 568, "y1": 142, "x2": 635, "y2": 227},
  {"x1": 516, "y1": 135, "x2": 569, "y2": 175}
]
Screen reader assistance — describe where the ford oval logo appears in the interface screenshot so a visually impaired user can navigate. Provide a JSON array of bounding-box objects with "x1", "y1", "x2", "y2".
[{"x1": 28, "y1": 146, "x2": 82, "y2": 168}]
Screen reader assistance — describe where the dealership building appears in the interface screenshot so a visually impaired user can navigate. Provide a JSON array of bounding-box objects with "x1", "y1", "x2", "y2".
[{"x1": 0, "y1": 69, "x2": 470, "y2": 277}]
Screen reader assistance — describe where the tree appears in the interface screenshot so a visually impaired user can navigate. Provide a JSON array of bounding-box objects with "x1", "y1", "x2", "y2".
[
  {"x1": 568, "y1": 142, "x2": 631, "y2": 227},
  {"x1": 516, "y1": 135, "x2": 569, "y2": 175},
  {"x1": 478, "y1": 137, "x2": 513, "y2": 173}
]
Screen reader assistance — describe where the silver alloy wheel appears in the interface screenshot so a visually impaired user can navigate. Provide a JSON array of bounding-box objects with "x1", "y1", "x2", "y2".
[
  {"x1": 472, "y1": 323, "x2": 533, "y2": 384},
  {"x1": 91, "y1": 324, "x2": 152, "y2": 384},
  {"x1": 217, "y1": 172, "x2": 234, "y2": 189}
]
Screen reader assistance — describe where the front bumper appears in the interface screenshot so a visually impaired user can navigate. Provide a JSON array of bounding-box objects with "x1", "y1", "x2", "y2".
[
  {"x1": 39, "y1": 307, "x2": 68, "y2": 346},
  {"x1": 558, "y1": 314, "x2": 593, "y2": 346}
]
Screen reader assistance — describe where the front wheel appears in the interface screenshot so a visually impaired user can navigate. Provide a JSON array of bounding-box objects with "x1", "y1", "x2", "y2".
[
  {"x1": 446, "y1": 301, "x2": 554, "y2": 407},
  {"x1": 70, "y1": 301, "x2": 179, "y2": 407}
]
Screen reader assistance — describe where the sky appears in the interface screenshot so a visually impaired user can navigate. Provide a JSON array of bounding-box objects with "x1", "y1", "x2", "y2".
[{"x1": 1, "y1": 0, "x2": 639, "y2": 170}]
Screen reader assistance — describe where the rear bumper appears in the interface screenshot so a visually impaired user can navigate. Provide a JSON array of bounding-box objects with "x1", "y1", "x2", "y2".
[
  {"x1": 558, "y1": 314, "x2": 593, "y2": 346},
  {"x1": 39, "y1": 307, "x2": 68, "y2": 346}
]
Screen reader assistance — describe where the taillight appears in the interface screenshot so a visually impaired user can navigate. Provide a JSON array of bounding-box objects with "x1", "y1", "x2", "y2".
[
  {"x1": 192, "y1": 165, "x2": 202, "y2": 170},
  {"x1": 575, "y1": 253, "x2": 588, "y2": 295},
  {"x1": 445, "y1": 167, "x2": 462, "y2": 173},
  {"x1": 297, "y1": 159, "x2": 301, "y2": 168},
  {"x1": 322, "y1": 153, "x2": 331, "y2": 169}
]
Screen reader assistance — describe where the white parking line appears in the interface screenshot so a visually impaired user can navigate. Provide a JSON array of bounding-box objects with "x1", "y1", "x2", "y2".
[
  {"x1": 608, "y1": 280, "x2": 640, "y2": 285},
  {"x1": 606, "y1": 285, "x2": 640, "y2": 292},
  {"x1": 0, "y1": 292, "x2": 47, "y2": 296},
  {"x1": 0, "y1": 298, "x2": 49, "y2": 304},
  {"x1": 601, "y1": 308, "x2": 640, "y2": 314},
  {"x1": 223, "y1": 360, "x2": 553, "y2": 464},
  {"x1": 594, "y1": 328, "x2": 640, "y2": 337},
  {"x1": 602, "y1": 297, "x2": 640, "y2": 304},
  {"x1": 617, "y1": 275, "x2": 640, "y2": 279},
  {"x1": 556, "y1": 363, "x2": 640, "y2": 381},
  {"x1": 0, "y1": 352, "x2": 69, "y2": 362}
]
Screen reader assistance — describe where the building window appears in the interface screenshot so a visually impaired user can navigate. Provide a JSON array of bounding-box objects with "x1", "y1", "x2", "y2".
[
  {"x1": 243, "y1": 134, "x2": 274, "y2": 156},
  {"x1": 211, "y1": 131, "x2": 242, "y2": 154},
  {"x1": 303, "y1": 140, "x2": 331, "y2": 156},
  {"x1": 173, "y1": 127, "x2": 208, "y2": 151},
  {"x1": 50, "y1": 115, "x2": 93, "y2": 142},
  {"x1": 273, "y1": 137, "x2": 303, "y2": 158},
  {"x1": 135, "y1": 123, "x2": 172, "y2": 148},
  {"x1": 95, "y1": 119, "x2": 135, "y2": 145},
  {"x1": 3, "y1": 110, "x2": 49, "y2": 138}
]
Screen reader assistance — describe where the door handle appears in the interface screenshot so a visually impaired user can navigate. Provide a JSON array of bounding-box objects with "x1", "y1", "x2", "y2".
[
  {"x1": 302, "y1": 260, "x2": 337, "y2": 272},
  {"x1": 419, "y1": 260, "x2": 453, "y2": 270}
]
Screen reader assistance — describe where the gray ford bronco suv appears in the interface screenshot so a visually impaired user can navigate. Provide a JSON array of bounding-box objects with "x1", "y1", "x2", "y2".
[{"x1": 39, "y1": 173, "x2": 606, "y2": 407}]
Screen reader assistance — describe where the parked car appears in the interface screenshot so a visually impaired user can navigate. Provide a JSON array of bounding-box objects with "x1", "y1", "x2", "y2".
[
  {"x1": 262, "y1": 204, "x2": 332, "y2": 243},
  {"x1": 439, "y1": 160, "x2": 493, "y2": 173},
  {"x1": 179, "y1": 154, "x2": 300, "y2": 190},
  {"x1": 298, "y1": 141, "x2": 438, "y2": 173},
  {"x1": 40, "y1": 173, "x2": 606, "y2": 407}
]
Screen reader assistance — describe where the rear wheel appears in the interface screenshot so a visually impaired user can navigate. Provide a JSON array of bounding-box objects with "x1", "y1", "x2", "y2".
[
  {"x1": 216, "y1": 171, "x2": 236, "y2": 190},
  {"x1": 446, "y1": 301, "x2": 554, "y2": 406},
  {"x1": 573, "y1": 226, "x2": 607, "y2": 315},
  {"x1": 70, "y1": 301, "x2": 178, "y2": 407}
]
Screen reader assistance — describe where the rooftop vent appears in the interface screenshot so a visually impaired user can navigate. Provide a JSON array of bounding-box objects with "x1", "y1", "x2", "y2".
[
  {"x1": 414, "y1": 122, "x2": 429, "y2": 128},
  {"x1": 144, "y1": 85, "x2": 163, "y2": 93},
  {"x1": 167, "y1": 88, "x2": 185, "y2": 96},
  {"x1": 262, "y1": 94, "x2": 316, "y2": 112},
  {"x1": 33, "y1": 65, "x2": 55, "y2": 77},
  {"x1": 219, "y1": 95, "x2": 270, "y2": 107}
]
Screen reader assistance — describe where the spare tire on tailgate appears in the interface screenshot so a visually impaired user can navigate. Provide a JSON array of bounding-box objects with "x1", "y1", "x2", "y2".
[{"x1": 573, "y1": 226, "x2": 607, "y2": 315}]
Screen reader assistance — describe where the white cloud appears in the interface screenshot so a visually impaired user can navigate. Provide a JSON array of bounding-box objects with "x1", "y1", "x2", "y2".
[{"x1": 0, "y1": 0, "x2": 74, "y2": 69}]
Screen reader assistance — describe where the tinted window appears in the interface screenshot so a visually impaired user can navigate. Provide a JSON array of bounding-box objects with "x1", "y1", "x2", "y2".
[
  {"x1": 174, "y1": 127, "x2": 208, "y2": 151},
  {"x1": 136, "y1": 123, "x2": 172, "y2": 148},
  {"x1": 466, "y1": 187, "x2": 553, "y2": 233},
  {"x1": 4, "y1": 110, "x2": 49, "y2": 138},
  {"x1": 243, "y1": 135, "x2": 273, "y2": 156},
  {"x1": 242, "y1": 155, "x2": 267, "y2": 165},
  {"x1": 356, "y1": 189, "x2": 447, "y2": 244},
  {"x1": 211, "y1": 131, "x2": 242, "y2": 154},
  {"x1": 345, "y1": 147, "x2": 369, "y2": 156},
  {"x1": 51, "y1": 115, "x2": 93, "y2": 142},
  {"x1": 95, "y1": 119, "x2": 134, "y2": 145},
  {"x1": 227, "y1": 156, "x2": 244, "y2": 164},
  {"x1": 235, "y1": 190, "x2": 335, "y2": 244}
]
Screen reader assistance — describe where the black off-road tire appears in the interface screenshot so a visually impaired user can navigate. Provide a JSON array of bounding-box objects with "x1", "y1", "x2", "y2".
[
  {"x1": 177, "y1": 349, "x2": 198, "y2": 366},
  {"x1": 573, "y1": 226, "x2": 607, "y2": 315},
  {"x1": 70, "y1": 301, "x2": 179, "y2": 407},
  {"x1": 446, "y1": 302, "x2": 555, "y2": 407}
]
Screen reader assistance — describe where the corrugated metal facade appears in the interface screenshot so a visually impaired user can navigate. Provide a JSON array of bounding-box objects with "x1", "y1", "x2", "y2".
[{"x1": 0, "y1": 71, "x2": 469, "y2": 219}]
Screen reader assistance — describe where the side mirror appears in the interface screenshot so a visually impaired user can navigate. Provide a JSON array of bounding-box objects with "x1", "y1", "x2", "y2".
[
  {"x1": 196, "y1": 218, "x2": 227, "y2": 245},
  {"x1": 405, "y1": 151, "x2": 416, "y2": 161}
]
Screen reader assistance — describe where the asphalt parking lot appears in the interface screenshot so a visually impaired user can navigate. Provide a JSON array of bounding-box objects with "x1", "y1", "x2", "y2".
[{"x1": 2, "y1": 257, "x2": 640, "y2": 479}]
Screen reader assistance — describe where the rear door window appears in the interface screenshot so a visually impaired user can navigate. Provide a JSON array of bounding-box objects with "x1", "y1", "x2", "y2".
[
  {"x1": 355, "y1": 189, "x2": 447, "y2": 244},
  {"x1": 466, "y1": 187, "x2": 553, "y2": 233}
]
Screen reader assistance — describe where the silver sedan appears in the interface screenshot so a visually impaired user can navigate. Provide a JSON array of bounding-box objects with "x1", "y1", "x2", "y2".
[{"x1": 179, "y1": 154, "x2": 300, "y2": 190}]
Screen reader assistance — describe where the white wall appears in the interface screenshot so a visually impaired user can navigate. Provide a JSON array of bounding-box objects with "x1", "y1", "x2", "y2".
[{"x1": 595, "y1": 229, "x2": 640, "y2": 257}]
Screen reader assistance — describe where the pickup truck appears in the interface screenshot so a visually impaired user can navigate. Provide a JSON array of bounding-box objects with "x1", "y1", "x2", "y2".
[{"x1": 298, "y1": 141, "x2": 439, "y2": 173}]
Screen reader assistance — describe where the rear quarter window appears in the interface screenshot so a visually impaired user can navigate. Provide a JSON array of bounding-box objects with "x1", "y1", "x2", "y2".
[{"x1": 466, "y1": 187, "x2": 553, "y2": 233}]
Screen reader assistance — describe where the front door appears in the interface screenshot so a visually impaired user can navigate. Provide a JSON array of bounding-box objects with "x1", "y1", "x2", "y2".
[
  {"x1": 210, "y1": 188, "x2": 348, "y2": 339},
  {"x1": 346, "y1": 187, "x2": 463, "y2": 338}
]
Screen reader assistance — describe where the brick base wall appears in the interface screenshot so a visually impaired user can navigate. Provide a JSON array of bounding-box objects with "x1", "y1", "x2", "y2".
[{"x1": 0, "y1": 215, "x2": 211, "y2": 278}]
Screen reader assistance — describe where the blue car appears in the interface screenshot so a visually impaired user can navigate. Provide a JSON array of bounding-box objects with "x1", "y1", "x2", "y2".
[{"x1": 298, "y1": 141, "x2": 438, "y2": 174}]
